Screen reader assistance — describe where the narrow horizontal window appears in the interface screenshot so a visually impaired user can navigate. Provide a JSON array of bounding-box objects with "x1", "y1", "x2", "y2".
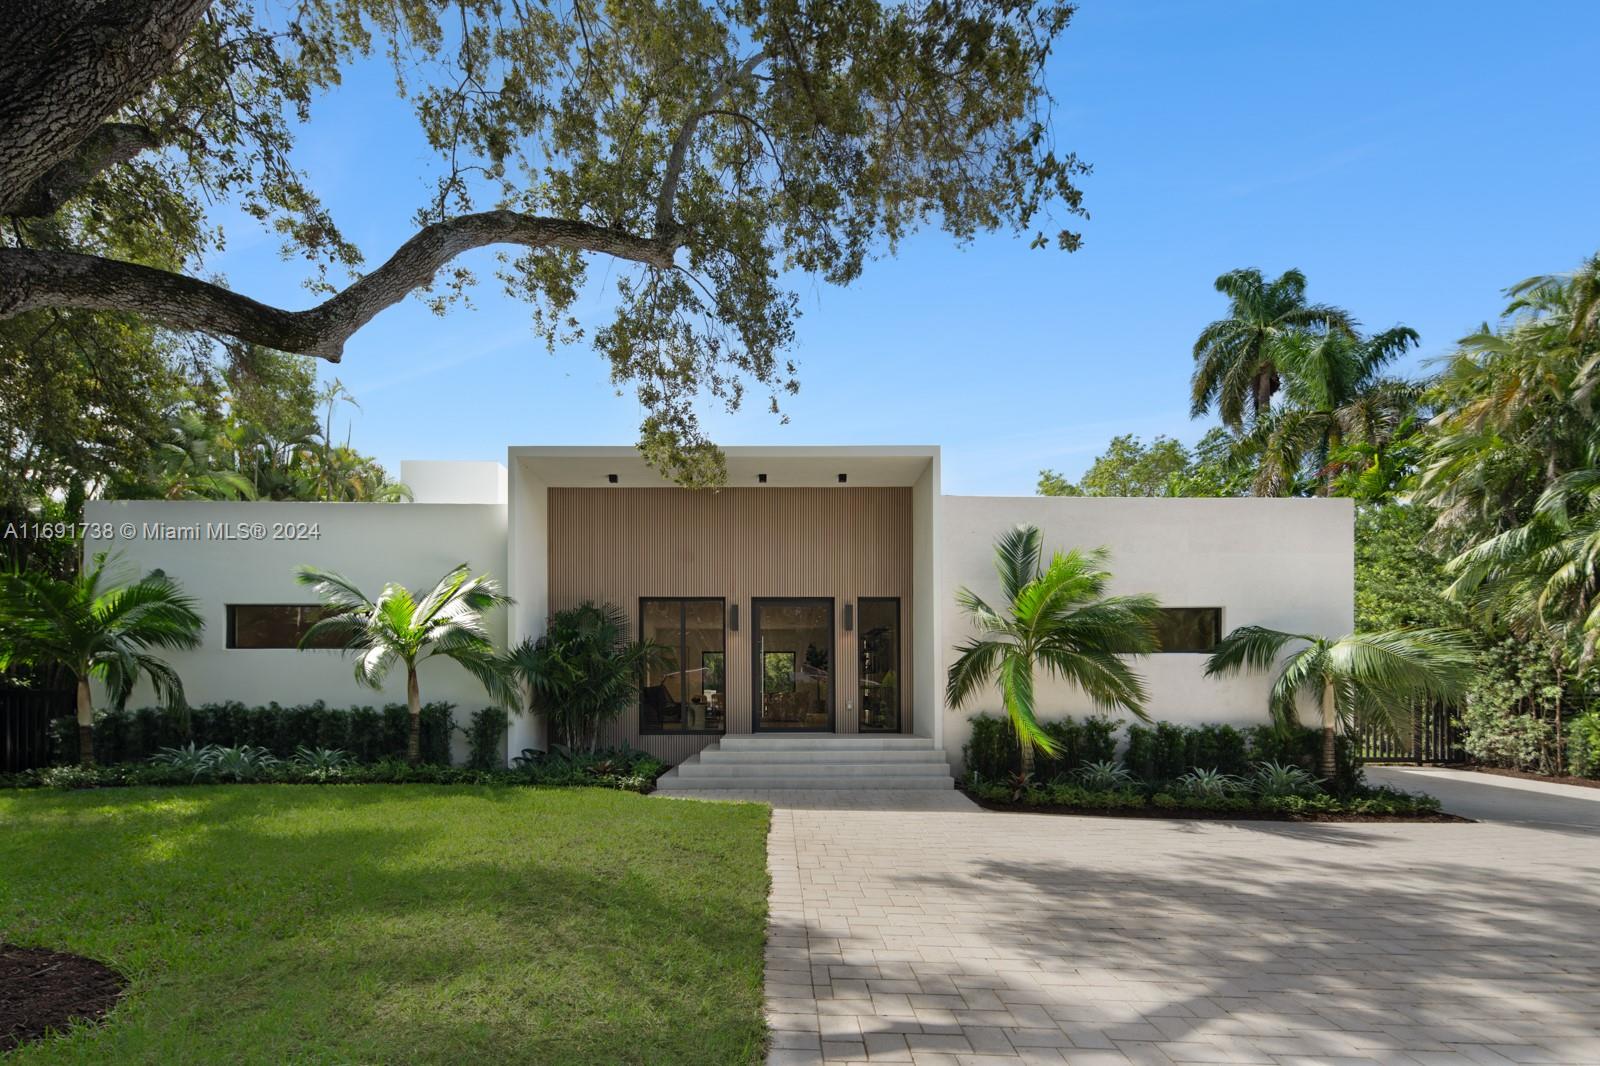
[
  {"x1": 1153, "y1": 608, "x2": 1223, "y2": 653},
  {"x1": 226, "y1": 605, "x2": 344, "y2": 650}
]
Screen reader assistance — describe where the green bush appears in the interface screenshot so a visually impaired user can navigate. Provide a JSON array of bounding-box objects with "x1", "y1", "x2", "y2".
[
  {"x1": 50, "y1": 701, "x2": 459, "y2": 766},
  {"x1": 964, "y1": 713, "x2": 1362, "y2": 794},
  {"x1": 1567, "y1": 711, "x2": 1600, "y2": 778},
  {"x1": 466, "y1": 707, "x2": 510, "y2": 769},
  {"x1": 962, "y1": 774, "x2": 1440, "y2": 818}
]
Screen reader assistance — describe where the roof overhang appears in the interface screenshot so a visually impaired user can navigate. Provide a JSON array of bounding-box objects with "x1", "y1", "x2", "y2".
[{"x1": 508, "y1": 445, "x2": 938, "y2": 488}]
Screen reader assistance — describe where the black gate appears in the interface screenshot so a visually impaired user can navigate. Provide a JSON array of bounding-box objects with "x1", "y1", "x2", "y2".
[
  {"x1": 1356, "y1": 703, "x2": 1463, "y2": 764},
  {"x1": 2, "y1": 688, "x2": 72, "y2": 771}
]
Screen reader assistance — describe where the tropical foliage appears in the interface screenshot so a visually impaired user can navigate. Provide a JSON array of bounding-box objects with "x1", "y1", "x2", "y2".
[
  {"x1": 295, "y1": 564, "x2": 517, "y2": 763},
  {"x1": 945, "y1": 525, "x2": 1161, "y2": 774},
  {"x1": 1038, "y1": 251, "x2": 1600, "y2": 777},
  {"x1": 1204, "y1": 625, "x2": 1474, "y2": 777},
  {"x1": 0, "y1": 553, "x2": 203, "y2": 765},
  {"x1": 506, "y1": 601, "x2": 667, "y2": 752}
]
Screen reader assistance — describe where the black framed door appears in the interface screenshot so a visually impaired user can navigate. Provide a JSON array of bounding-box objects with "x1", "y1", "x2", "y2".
[
  {"x1": 857, "y1": 597, "x2": 901, "y2": 732},
  {"x1": 752, "y1": 597, "x2": 835, "y2": 732}
]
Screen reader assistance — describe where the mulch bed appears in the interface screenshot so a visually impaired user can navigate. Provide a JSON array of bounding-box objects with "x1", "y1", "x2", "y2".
[
  {"x1": 1458, "y1": 765, "x2": 1600, "y2": 791},
  {"x1": 963, "y1": 793, "x2": 1472, "y2": 822},
  {"x1": 1, "y1": 944, "x2": 127, "y2": 1053}
]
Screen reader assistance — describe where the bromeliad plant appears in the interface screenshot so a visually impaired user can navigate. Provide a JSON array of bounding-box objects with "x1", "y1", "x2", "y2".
[
  {"x1": 296, "y1": 563, "x2": 518, "y2": 764},
  {"x1": 945, "y1": 525, "x2": 1162, "y2": 776},
  {"x1": 506, "y1": 601, "x2": 669, "y2": 752},
  {"x1": 0, "y1": 553, "x2": 203, "y2": 766},
  {"x1": 1204, "y1": 625, "x2": 1474, "y2": 779}
]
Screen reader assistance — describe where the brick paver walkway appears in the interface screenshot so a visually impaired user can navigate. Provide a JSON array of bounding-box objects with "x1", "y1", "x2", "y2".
[{"x1": 760, "y1": 803, "x2": 1600, "y2": 1065}]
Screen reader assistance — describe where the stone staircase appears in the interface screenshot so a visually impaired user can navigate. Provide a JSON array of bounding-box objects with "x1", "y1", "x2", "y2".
[{"x1": 653, "y1": 734, "x2": 956, "y2": 791}]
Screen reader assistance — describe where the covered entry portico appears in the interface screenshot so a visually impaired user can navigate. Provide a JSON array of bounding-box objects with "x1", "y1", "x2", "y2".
[{"x1": 505, "y1": 446, "x2": 943, "y2": 764}]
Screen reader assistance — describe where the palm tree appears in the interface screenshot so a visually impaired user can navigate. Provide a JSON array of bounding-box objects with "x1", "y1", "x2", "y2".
[
  {"x1": 945, "y1": 525, "x2": 1161, "y2": 776},
  {"x1": 0, "y1": 553, "x2": 203, "y2": 765},
  {"x1": 296, "y1": 564, "x2": 517, "y2": 763},
  {"x1": 1190, "y1": 268, "x2": 1356, "y2": 430},
  {"x1": 506, "y1": 601, "x2": 668, "y2": 751},
  {"x1": 1204, "y1": 626, "x2": 1473, "y2": 779},
  {"x1": 1239, "y1": 326, "x2": 1422, "y2": 496}
]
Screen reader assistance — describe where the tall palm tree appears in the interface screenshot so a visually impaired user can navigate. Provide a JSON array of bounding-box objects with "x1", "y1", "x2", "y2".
[
  {"x1": 1190, "y1": 268, "x2": 1356, "y2": 430},
  {"x1": 1239, "y1": 325, "x2": 1422, "y2": 496},
  {"x1": 945, "y1": 525, "x2": 1161, "y2": 776},
  {"x1": 0, "y1": 553, "x2": 203, "y2": 765},
  {"x1": 1204, "y1": 626, "x2": 1473, "y2": 779},
  {"x1": 297, "y1": 564, "x2": 517, "y2": 763}
]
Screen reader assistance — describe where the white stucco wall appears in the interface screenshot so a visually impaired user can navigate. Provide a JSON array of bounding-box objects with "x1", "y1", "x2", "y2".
[
  {"x1": 399, "y1": 460, "x2": 507, "y2": 504},
  {"x1": 938, "y1": 495, "x2": 1355, "y2": 768},
  {"x1": 82, "y1": 500, "x2": 509, "y2": 762}
]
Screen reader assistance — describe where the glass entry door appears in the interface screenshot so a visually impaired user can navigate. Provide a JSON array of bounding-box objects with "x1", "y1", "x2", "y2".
[
  {"x1": 752, "y1": 598, "x2": 834, "y2": 731},
  {"x1": 857, "y1": 598, "x2": 901, "y2": 732}
]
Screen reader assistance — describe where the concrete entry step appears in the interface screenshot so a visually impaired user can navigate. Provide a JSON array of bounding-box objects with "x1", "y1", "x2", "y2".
[{"x1": 654, "y1": 739, "x2": 957, "y2": 791}]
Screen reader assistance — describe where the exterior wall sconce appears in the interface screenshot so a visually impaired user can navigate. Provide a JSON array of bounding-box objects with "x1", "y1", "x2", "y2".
[
  {"x1": 730, "y1": 604, "x2": 739, "y2": 632},
  {"x1": 843, "y1": 602, "x2": 853, "y2": 632}
]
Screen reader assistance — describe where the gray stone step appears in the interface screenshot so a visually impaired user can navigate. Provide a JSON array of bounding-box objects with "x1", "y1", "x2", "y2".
[
  {"x1": 676, "y1": 760, "x2": 952, "y2": 779},
  {"x1": 717, "y1": 734, "x2": 935, "y2": 752},
  {"x1": 655, "y1": 766, "x2": 954, "y2": 791},
  {"x1": 698, "y1": 747, "x2": 947, "y2": 764}
]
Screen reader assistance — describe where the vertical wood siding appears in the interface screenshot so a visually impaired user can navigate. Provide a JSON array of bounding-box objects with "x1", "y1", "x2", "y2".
[{"x1": 547, "y1": 487, "x2": 913, "y2": 763}]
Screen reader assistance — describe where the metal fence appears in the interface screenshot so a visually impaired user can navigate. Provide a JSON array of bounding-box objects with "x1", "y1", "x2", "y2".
[
  {"x1": 1, "y1": 688, "x2": 71, "y2": 771},
  {"x1": 1356, "y1": 703, "x2": 1463, "y2": 764}
]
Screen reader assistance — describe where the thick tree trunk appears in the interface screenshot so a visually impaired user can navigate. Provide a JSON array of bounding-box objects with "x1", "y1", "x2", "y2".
[
  {"x1": 406, "y1": 667, "x2": 422, "y2": 765},
  {"x1": 1320, "y1": 678, "x2": 1337, "y2": 782},
  {"x1": 76, "y1": 677, "x2": 95, "y2": 768},
  {"x1": 0, "y1": 214, "x2": 679, "y2": 360},
  {"x1": 0, "y1": 0, "x2": 211, "y2": 215}
]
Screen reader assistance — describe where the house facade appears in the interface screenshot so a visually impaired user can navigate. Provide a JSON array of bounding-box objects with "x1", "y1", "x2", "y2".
[{"x1": 83, "y1": 446, "x2": 1353, "y2": 780}]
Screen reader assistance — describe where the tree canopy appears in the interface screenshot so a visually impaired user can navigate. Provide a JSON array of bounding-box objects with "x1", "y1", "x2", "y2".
[{"x1": 1, "y1": 0, "x2": 1090, "y2": 484}]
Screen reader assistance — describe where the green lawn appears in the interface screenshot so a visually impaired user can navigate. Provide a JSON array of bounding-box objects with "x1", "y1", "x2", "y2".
[{"x1": 0, "y1": 786, "x2": 770, "y2": 1064}]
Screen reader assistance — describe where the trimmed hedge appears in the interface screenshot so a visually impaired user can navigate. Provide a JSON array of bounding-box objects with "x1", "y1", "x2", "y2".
[
  {"x1": 3, "y1": 747, "x2": 665, "y2": 793},
  {"x1": 51, "y1": 701, "x2": 459, "y2": 766},
  {"x1": 965, "y1": 779, "x2": 1443, "y2": 817},
  {"x1": 964, "y1": 712, "x2": 1362, "y2": 795}
]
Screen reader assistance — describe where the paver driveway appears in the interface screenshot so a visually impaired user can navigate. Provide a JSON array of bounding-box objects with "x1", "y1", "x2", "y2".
[{"x1": 753, "y1": 795, "x2": 1600, "y2": 1065}]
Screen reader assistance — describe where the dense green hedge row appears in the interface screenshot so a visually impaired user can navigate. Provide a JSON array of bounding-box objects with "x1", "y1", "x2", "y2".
[
  {"x1": 4, "y1": 747, "x2": 665, "y2": 793},
  {"x1": 964, "y1": 780, "x2": 1442, "y2": 817},
  {"x1": 964, "y1": 713, "x2": 1362, "y2": 794},
  {"x1": 51, "y1": 702, "x2": 461, "y2": 766}
]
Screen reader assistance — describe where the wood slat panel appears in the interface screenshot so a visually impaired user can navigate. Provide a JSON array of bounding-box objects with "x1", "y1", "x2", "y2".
[{"x1": 547, "y1": 487, "x2": 913, "y2": 763}]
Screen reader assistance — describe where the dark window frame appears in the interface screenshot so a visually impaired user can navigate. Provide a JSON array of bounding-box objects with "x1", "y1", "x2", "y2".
[
  {"x1": 638, "y1": 596, "x2": 727, "y2": 736},
  {"x1": 857, "y1": 596, "x2": 901, "y2": 733},
  {"x1": 225, "y1": 604, "x2": 344, "y2": 650},
  {"x1": 1153, "y1": 607, "x2": 1224, "y2": 654}
]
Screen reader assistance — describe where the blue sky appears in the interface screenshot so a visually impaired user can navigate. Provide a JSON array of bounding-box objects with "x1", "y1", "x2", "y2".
[{"x1": 212, "y1": 1, "x2": 1600, "y2": 495}]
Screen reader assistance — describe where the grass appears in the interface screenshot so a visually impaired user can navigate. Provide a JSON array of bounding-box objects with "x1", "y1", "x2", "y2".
[{"x1": 0, "y1": 786, "x2": 770, "y2": 1064}]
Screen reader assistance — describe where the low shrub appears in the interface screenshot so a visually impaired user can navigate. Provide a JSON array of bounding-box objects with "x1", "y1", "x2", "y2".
[
  {"x1": 964, "y1": 713, "x2": 1363, "y2": 794},
  {"x1": 1249, "y1": 760, "x2": 1322, "y2": 799},
  {"x1": 964, "y1": 774, "x2": 1441, "y2": 818},
  {"x1": 466, "y1": 707, "x2": 510, "y2": 770},
  {"x1": 1566, "y1": 711, "x2": 1600, "y2": 778},
  {"x1": 52, "y1": 701, "x2": 459, "y2": 766},
  {"x1": 1, "y1": 745, "x2": 664, "y2": 794}
]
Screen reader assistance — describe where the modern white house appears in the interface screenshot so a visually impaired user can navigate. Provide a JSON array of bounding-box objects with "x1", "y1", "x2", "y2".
[{"x1": 83, "y1": 445, "x2": 1353, "y2": 788}]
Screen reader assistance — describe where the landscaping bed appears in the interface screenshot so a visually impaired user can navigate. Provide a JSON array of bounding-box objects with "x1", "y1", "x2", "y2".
[
  {"x1": 1457, "y1": 764, "x2": 1600, "y2": 790},
  {"x1": 962, "y1": 786, "x2": 1466, "y2": 821},
  {"x1": 0, "y1": 786, "x2": 769, "y2": 1064},
  {"x1": 1, "y1": 945, "x2": 127, "y2": 1053}
]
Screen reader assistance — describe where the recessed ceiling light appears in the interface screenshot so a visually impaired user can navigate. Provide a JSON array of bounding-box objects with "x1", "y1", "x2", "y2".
[
  {"x1": 757, "y1": 473, "x2": 767, "y2": 483},
  {"x1": 837, "y1": 473, "x2": 847, "y2": 483},
  {"x1": 607, "y1": 473, "x2": 618, "y2": 483}
]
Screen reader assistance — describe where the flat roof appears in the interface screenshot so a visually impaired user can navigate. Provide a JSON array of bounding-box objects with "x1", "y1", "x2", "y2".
[{"x1": 508, "y1": 445, "x2": 938, "y2": 488}]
